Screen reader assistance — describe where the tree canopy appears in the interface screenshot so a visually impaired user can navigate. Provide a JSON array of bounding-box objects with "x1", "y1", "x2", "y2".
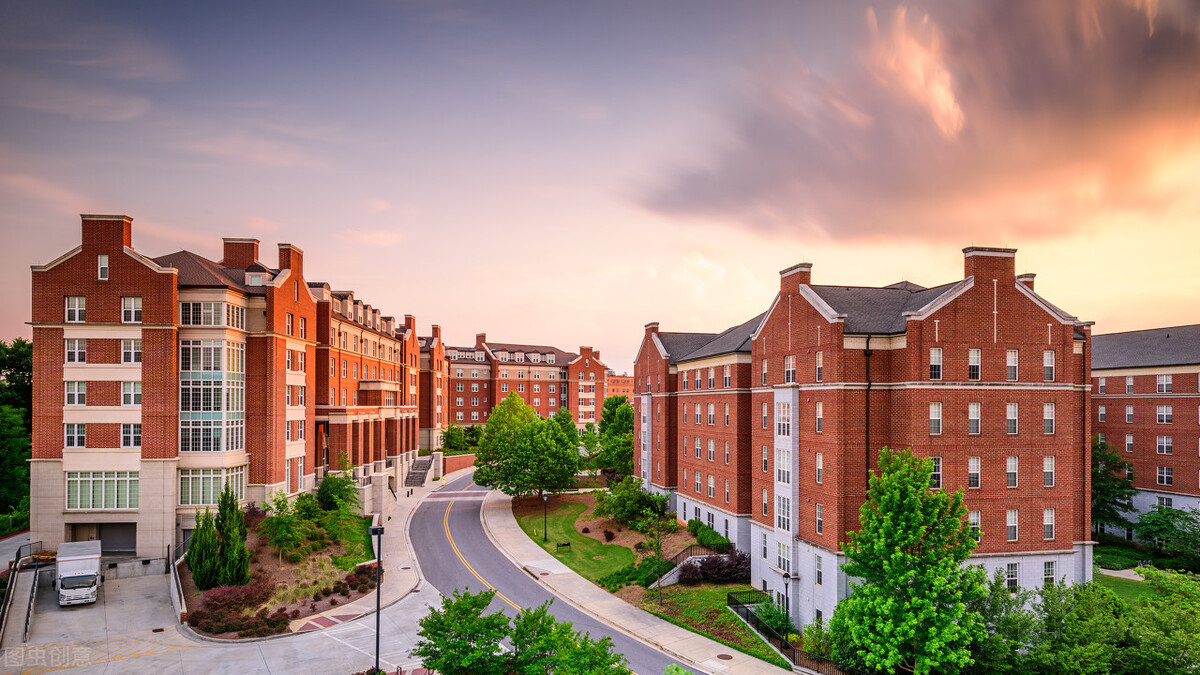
[
  {"x1": 593, "y1": 396, "x2": 635, "y2": 480},
  {"x1": 1092, "y1": 437, "x2": 1137, "y2": 529},
  {"x1": 833, "y1": 446, "x2": 986, "y2": 675},
  {"x1": 474, "y1": 393, "x2": 580, "y2": 499}
]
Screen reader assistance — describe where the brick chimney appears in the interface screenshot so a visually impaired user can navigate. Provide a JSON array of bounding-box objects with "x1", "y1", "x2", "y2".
[
  {"x1": 223, "y1": 238, "x2": 260, "y2": 269},
  {"x1": 81, "y1": 214, "x2": 133, "y2": 251},
  {"x1": 963, "y1": 247, "x2": 1016, "y2": 281},
  {"x1": 432, "y1": 324, "x2": 441, "y2": 340},
  {"x1": 644, "y1": 322, "x2": 659, "y2": 336},
  {"x1": 1016, "y1": 273, "x2": 1035, "y2": 291},
  {"x1": 475, "y1": 333, "x2": 487, "y2": 349},
  {"x1": 780, "y1": 262, "x2": 812, "y2": 291},
  {"x1": 404, "y1": 314, "x2": 415, "y2": 332},
  {"x1": 278, "y1": 243, "x2": 303, "y2": 278}
]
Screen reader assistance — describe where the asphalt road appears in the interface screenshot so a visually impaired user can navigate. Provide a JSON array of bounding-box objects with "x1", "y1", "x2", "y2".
[{"x1": 410, "y1": 474, "x2": 697, "y2": 675}]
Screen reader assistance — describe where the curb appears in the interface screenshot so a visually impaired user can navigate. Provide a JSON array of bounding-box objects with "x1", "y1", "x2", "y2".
[
  {"x1": 0, "y1": 529, "x2": 29, "y2": 543},
  {"x1": 180, "y1": 466, "x2": 477, "y2": 645},
  {"x1": 477, "y1": 491, "x2": 722, "y2": 675}
]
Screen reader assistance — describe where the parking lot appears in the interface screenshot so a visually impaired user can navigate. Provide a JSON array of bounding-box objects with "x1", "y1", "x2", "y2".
[{"x1": 27, "y1": 574, "x2": 177, "y2": 646}]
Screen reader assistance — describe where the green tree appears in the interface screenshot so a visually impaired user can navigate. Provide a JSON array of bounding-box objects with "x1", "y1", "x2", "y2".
[
  {"x1": 594, "y1": 475, "x2": 667, "y2": 526},
  {"x1": 0, "y1": 406, "x2": 31, "y2": 512},
  {"x1": 1124, "y1": 567, "x2": 1200, "y2": 672},
  {"x1": 261, "y1": 490, "x2": 302, "y2": 562},
  {"x1": 834, "y1": 446, "x2": 986, "y2": 675},
  {"x1": 185, "y1": 508, "x2": 221, "y2": 590},
  {"x1": 214, "y1": 484, "x2": 249, "y2": 586},
  {"x1": 463, "y1": 425, "x2": 482, "y2": 447},
  {"x1": 598, "y1": 395, "x2": 629, "y2": 437},
  {"x1": 0, "y1": 339, "x2": 32, "y2": 428},
  {"x1": 413, "y1": 589, "x2": 510, "y2": 675},
  {"x1": 474, "y1": 393, "x2": 579, "y2": 499},
  {"x1": 442, "y1": 423, "x2": 467, "y2": 452},
  {"x1": 1136, "y1": 506, "x2": 1200, "y2": 563},
  {"x1": 413, "y1": 590, "x2": 631, "y2": 675},
  {"x1": 1092, "y1": 437, "x2": 1137, "y2": 529},
  {"x1": 964, "y1": 570, "x2": 1036, "y2": 675},
  {"x1": 551, "y1": 407, "x2": 578, "y2": 450},
  {"x1": 316, "y1": 451, "x2": 360, "y2": 511},
  {"x1": 1026, "y1": 580, "x2": 1130, "y2": 674},
  {"x1": 580, "y1": 422, "x2": 602, "y2": 460}
]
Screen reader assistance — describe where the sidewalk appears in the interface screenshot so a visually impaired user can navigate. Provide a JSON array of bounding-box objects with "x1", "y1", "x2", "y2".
[
  {"x1": 1094, "y1": 566, "x2": 1145, "y2": 581},
  {"x1": 283, "y1": 467, "x2": 474, "y2": 634},
  {"x1": 479, "y1": 491, "x2": 794, "y2": 675}
]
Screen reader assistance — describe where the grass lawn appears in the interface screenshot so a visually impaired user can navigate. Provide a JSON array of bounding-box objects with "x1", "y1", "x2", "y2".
[
  {"x1": 515, "y1": 501, "x2": 635, "y2": 580},
  {"x1": 1094, "y1": 569, "x2": 1153, "y2": 605},
  {"x1": 641, "y1": 582, "x2": 791, "y2": 669},
  {"x1": 332, "y1": 515, "x2": 375, "y2": 570}
]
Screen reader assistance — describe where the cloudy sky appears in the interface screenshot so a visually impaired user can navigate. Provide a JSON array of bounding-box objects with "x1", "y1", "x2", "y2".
[{"x1": 3, "y1": 0, "x2": 1198, "y2": 370}]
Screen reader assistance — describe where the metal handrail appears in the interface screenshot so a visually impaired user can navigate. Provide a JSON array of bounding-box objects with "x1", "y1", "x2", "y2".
[
  {"x1": 725, "y1": 592, "x2": 874, "y2": 675},
  {"x1": 22, "y1": 562, "x2": 40, "y2": 643}
]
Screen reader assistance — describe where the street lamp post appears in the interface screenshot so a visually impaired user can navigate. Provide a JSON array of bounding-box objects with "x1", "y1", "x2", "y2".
[
  {"x1": 369, "y1": 525, "x2": 385, "y2": 674},
  {"x1": 781, "y1": 570, "x2": 791, "y2": 631},
  {"x1": 542, "y1": 492, "x2": 548, "y2": 542}
]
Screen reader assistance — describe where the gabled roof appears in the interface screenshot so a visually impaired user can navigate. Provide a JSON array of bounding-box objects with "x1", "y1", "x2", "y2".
[
  {"x1": 678, "y1": 313, "x2": 765, "y2": 362},
  {"x1": 1093, "y1": 324, "x2": 1200, "y2": 370},
  {"x1": 485, "y1": 341, "x2": 578, "y2": 365},
  {"x1": 153, "y1": 250, "x2": 248, "y2": 292},
  {"x1": 656, "y1": 332, "x2": 718, "y2": 365},
  {"x1": 809, "y1": 282, "x2": 960, "y2": 334}
]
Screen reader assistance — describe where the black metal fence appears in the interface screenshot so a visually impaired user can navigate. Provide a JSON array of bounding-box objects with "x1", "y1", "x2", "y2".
[{"x1": 726, "y1": 591, "x2": 873, "y2": 675}]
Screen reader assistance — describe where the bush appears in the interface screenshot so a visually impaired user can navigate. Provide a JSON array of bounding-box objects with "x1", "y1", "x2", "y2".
[
  {"x1": 687, "y1": 519, "x2": 702, "y2": 535},
  {"x1": 593, "y1": 476, "x2": 668, "y2": 526},
  {"x1": 317, "y1": 469, "x2": 360, "y2": 512},
  {"x1": 697, "y1": 551, "x2": 751, "y2": 583},
  {"x1": 693, "y1": 523, "x2": 732, "y2": 551},
  {"x1": 294, "y1": 493, "x2": 322, "y2": 521},
  {"x1": 755, "y1": 598, "x2": 794, "y2": 636},
  {"x1": 1095, "y1": 553, "x2": 1136, "y2": 570},
  {"x1": 200, "y1": 573, "x2": 274, "y2": 613},
  {"x1": 285, "y1": 550, "x2": 303, "y2": 564},
  {"x1": 581, "y1": 527, "x2": 590, "y2": 534},
  {"x1": 603, "y1": 530, "x2": 615, "y2": 542},
  {"x1": 678, "y1": 561, "x2": 702, "y2": 585},
  {"x1": 802, "y1": 617, "x2": 833, "y2": 657}
]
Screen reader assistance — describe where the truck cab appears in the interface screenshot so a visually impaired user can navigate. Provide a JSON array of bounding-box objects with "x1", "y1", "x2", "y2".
[{"x1": 56, "y1": 541, "x2": 102, "y2": 606}]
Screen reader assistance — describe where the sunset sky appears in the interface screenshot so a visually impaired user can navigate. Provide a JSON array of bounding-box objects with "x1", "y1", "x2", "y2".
[{"x1": 2, "y1": 0, "x2": 1198, "y2": 371}]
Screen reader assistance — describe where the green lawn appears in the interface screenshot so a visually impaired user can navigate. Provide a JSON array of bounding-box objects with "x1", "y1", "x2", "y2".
[
  {"x1": 515, "y1": 501, "x2": 635, "y2": 580},
  {"x1": 642, "y1": 583, "x2": 791, "y2": 669},
  {"x1": 1094, "y1": 569, "x2": 1153, "y2": 605}
]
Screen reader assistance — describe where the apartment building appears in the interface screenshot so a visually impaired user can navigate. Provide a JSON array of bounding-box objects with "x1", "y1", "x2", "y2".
[
  {"x1": 633, "y1": 316, "x2": 761, "y2": 552},
  {"x1": 605, "y1": 371, "x2": 634, "y2": 400},
  {"x1": 446, "y1": 333, "x2": 607, "y2": 431},
  {"x1": 30, "y1": 215, "x2": 419, "y2": 556},
  {"x1": 1092, "y1": 325, "x2": 1200, "y2": 523},
  {"x1": 634, "y1": 247, "x2": 1094, "y2": 627},
  {"x1": 418, "y1": 325, "x2": 450, "y2": 449}
]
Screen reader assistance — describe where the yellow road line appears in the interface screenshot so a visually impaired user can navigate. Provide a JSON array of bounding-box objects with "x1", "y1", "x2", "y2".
[{"x1": 442, "y1": 501, "x2": 521, "y2": 611}]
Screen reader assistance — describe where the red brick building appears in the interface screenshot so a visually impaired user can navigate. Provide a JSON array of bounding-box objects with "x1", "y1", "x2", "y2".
[
  {"x1": 418, "y1": 325, "x2": 450, "y2": 448},
  {"x1": 634, "y1": 247, "x2": 1094, "y2": 626},
  {"x1": 30, "y1": 215, "x2": 420, "y2": 556},
  {"x1": 445, "y1": 333, "x2": 607, "y2": 433},
  {"x1": 1092, "y1": 325, "x2": 1200, "y2": 529},
  {"x1": 605, "y1": 371, "x2": 634, "y2": 400}
]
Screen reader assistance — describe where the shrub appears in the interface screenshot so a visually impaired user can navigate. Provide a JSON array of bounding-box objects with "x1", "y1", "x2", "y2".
[
  {"x1": 603, "y1": 530, "x2": 615, "y2": 542},
  {"x1": 313, "y1": 592, "x2": 322, "y2": 602},
  {"x1": 678, "y1": 561, "x2": 702, "y2": 586},
  {"x1": 285, "y1": 550, "x2": 303, "y2": 564},
  {"x1": 317, "y1": 467, "x2": 360, "y2": 512},
  {"x1": 330, "y1": 598, "x2": 338, "y2": 606},
  {"x1": 697, "y1": 551, "x2": 751, "y2": 583},
  {"x1": 290, "y1": 609, "x2": 300, "y2": 619},
  {"x1": 593, "y1": 476, "x2": 668, "y2": 526},
  {"x1": 755, "y1": 598, "x2": 794, "y2": 636},
  {"x1": 692, "y1": 523, "x2": 732, "y2": 551},
  {"x1": 581, "y1": 527, "x2": 590, "y2": 534},
  {"x1": 802, "y1": 617, "x2": 833, "y2": 657},
  {"x1": 1095, "y1": 553, "x2": 1136, "y2": 570},
  {"x1": 687, "y1": 519, "x2": 703, "y2": 535},
  {"x1": 201, "y1": 573, "x2": 274, "y2": 614},
  {"x1": 633, "y1": 541, "x2": 645, "y2": 552}
]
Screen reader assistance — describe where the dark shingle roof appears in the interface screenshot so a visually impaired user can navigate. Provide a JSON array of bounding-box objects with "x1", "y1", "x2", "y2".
[
  {"x1": 486, "y1": 342, "x2": 578, "y2": 365},
  {"x1": 1093, "y1": 325, "x2": 1200, "y2": 369},
  {"x1": 809, "y1": 282, "x2": 960, "y2": 334},
  {"x1": 680, "y1": 313, "x2": 765, "y2": 361},
  {"x1": 153, "y1": 251, "x2": 246, "y2": 291},
  {"x1": 656, "y1": 332, "x2": 718, "y2": 365}
]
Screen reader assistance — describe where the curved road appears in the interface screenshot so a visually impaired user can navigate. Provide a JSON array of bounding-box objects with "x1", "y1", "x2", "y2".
[{"x1": 411, "y1": 473, "x2": 696, "y2": 675}]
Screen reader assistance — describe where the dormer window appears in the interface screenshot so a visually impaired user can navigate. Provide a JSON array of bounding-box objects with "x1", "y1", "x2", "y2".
[
  {"x1": 547, "y1": 354, "x2": 555, "y2": 364},
  {"x1": 248, "y1": 274, "x2": 263, "y2": 286},
  {"x1": 476, "y1": 352, "x2": 485, "y2": 361},
  {"x1": 515, "y1": 352, "x2": 524, "y2": 362},
  {"x1": 499, "y1": 352, "x2": 508, "y2": 362}
]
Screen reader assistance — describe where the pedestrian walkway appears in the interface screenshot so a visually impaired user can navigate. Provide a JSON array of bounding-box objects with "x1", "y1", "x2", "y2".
[
  {"x1": 1094, "y1": 566, "x2": 1145, "y2": 581},
  {"x1": 479, "y1": 491, "x2": 795, "y2": 675}
]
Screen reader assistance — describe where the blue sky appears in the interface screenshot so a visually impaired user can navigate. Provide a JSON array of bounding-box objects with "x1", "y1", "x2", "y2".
[{"x1": 3, "y1": 1, "x2": 1199, "y2": 370}]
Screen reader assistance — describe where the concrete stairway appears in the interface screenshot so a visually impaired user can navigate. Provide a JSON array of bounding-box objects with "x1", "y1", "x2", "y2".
[{"x1": 405, "y1": 457, "x2": 432, "y2": 487}]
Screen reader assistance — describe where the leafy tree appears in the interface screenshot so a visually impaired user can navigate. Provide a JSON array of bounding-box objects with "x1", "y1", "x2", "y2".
[
  {"x1": 215, "y1": 483, "x2": 246, "y2": 543},
  {"x1": 834, "y1": 446, "x2": 986, "y2": 675},
  {"x1": 414, "y1": 590, "x2": 630, "y2": 675},
  {"x1": 317, "y1": 451, "x2": 360, "y2": 511},
  {"x1": 1092, "y1": 437, "x2": 1137, "y2": 529},
  {"x1": 185, "y1": 508, "x2": 221, "y2": 590},
  {"x1": 413, "y1": 589, "x2": 510, "y2": 675},
  {"x1": 551, "y1": 407, "x2": 578, "y2": 450},
  {"x1": 0, "y1": 339, "x2": 32, "y2": 427},
  {"x1": 594, "y1": 400, "x2": 635, "y2": 480},
  {"x1": 0, "y1": 406, "x2": 31, "y2": 512},
  {"x1": 964, "y1": 570, "x2": 1036, "y2": 675},
  {"x1": 598, "y1": 395, "x2": 629, "y2": 437},
  {"x1": 802, "y1": 617, "x2": 833, "y2": 657},
  {"x1": 442, "y1": 423, "x2": 468, "y2": 452},
  {"x1": 1136, "y1": 506, "x2": 1200, "y2": 564},
  {"x1": 755, "y1": 597, "x2": 795, "y2": 636},
  {"x1": 1124, "y1": 568, "x2": 1200, "y2": 671},
  {"x1": 261, "y1": 490, "x2": 302, "y2": 562},
  {"x1": 580, "y1": 423, "x2": 602, "y2": 459},
  {"x1": 475, "y1": 393, "x2": 579, "y2": 499},
  {"x1": 594, "y1": 475, "x2": 667, "y2": 527},
  {"x1": 463, "y1": 424, "x2": 482, "y2": 447},
  {"x1": 1026, "y1": 580, "x2": 1130, "y2": 674}
]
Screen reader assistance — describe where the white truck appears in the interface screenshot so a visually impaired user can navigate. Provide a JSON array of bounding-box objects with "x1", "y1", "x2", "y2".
[{"x1": 56, "y1": 541, "x2": 102, "y2": 606}]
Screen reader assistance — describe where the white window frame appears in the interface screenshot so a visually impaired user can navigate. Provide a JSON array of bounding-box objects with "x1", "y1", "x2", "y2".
[
  {"x1": 1007, "y1": 456, "x2": 1019, "y2": 488},
  {"x1": 1043, "y1": 508, "x2": 1055, "y2": 540},
  {"x1": 968, "y1": 456, "x2": 980, "y2": 488},
  {"x1": 121, "y1": 296, "x2": 142, "y2": 323},
  {"x1": 1043, "y1": 456, "x2": 1055, "y2": 486},
  {"x1": 1043, "y1": 350, "x2": 1055, "y2": 382},
  {"x1": 65, "y1": 296, "x2": 86, "y2": 323},
  {"x1": 1006, "y1": 510, "x2": 1018, "y2": 542},
  {"x1": 968, "y1": 402, "x2": 981, "y2": 434},
  {"x1": 1006, "y1": 349, "x2": 1018, "y2": 381},
  {"x1": 929, "y1": 402, "x2": 942, "y2": 435},
  {"x1": 1043, "y1": 402, "x2": 1055, "y2": 434},
  {"x1": 929, "y1": 347, "x2": 942, "y2": 380},
  {"x1": 1006, "y1": 402, "x2": 1018, "y2": 434},
  {"x1": 97, "y1": 254, "x2": 109, "y2": 280},
  {"x1": 968, "y1": 348, "x2": 981, "y2": 381}
]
